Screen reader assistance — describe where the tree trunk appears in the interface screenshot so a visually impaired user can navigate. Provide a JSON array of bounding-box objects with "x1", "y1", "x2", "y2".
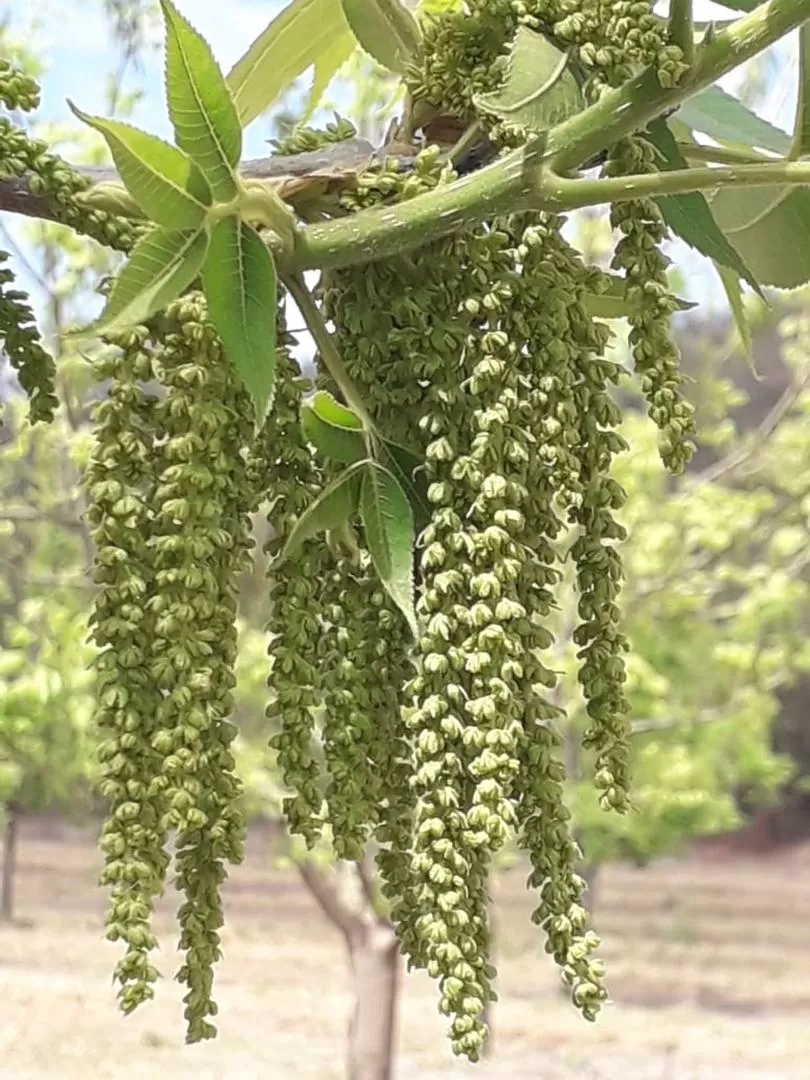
[
  {"x1": 1, "y1": 804, "x2": 19, "y2": 922},
  {"x1": 345, "y1": 919, "x2": 399, "y2": 1080}
]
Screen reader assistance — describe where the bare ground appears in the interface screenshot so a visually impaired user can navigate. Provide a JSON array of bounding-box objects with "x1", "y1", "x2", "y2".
[{"x1": 1, "y1": 817, "x2": 809, "y2": 1079}]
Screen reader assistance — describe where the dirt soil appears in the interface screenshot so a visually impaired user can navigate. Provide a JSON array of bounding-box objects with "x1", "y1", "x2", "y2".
[{"x1": 1, "y1": 817, "x2": 809, "y2": 1079}]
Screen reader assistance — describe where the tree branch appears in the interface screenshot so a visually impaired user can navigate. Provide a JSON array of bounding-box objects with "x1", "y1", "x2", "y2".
[
  {"x1": 0, "y1": 0, "x2": 807, "y2": 273},
  {"x1": 550, "y1": 160, "x2": 810, "y2": 210},
  {"x1": 296, "y1": 859, "x2": 365, "y2": 943}
]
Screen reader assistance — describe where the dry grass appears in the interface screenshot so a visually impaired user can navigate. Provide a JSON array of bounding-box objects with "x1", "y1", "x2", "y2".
[{"x1": 1, "y1": 818, "x2": 809, "y2": 1079}]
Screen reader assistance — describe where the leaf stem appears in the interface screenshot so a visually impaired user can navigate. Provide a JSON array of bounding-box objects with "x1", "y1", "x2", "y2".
[
  {"x1": 668, "y1": 0, "x2": 696, "y2": 67},
  {"x1": 677, "y1": 142, "x2": 776, "y2": 165},
  {"x1": 283, "y1": 272, "x2": 377, "y2": 434},
  {"x1": 548, "y1": 160, "x2": 810, "y2": 209}
]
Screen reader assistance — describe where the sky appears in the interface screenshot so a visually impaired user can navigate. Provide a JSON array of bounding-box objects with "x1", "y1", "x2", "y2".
[{"x1": 0, "y1": 0, "x2": 801, "y2": 327}]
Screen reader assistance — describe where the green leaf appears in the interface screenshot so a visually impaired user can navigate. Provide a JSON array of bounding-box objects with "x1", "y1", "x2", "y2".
[
  {"x1": 67, "y1": 103, "x2": 211, "y2": 229},
  {"x1": 301, "y1": 403, "x2": 366, "y2": 463},
  {"x1": 277, "y1": 462, "x2": 365, "y2": 564},
  {"x1": 474, "y1": 26, "x2": 584, "y2": 131},
  {"x1": 644, "y1": 119, "x2": 763, "y2": 296},
  {"x1": 340, "y1": 0, "x2": 422, "y2": 74},
  {"x1": 72, "y1": 226, "x2": 209, "y2": 339},
  {"x1": 202, "y1": 217, "x2": 278, "y2": 426},
  {"x1": 311, "y1": 390, "x2": 363, "y2": 430},
  {"x1": 585, "y1": 273, "x2": 697, "y2": 320},
  {"x1": 160, "y1": 0, "x2": 241, "y2": 201},
  {"x1": 380, "y1": 440, "x2": 430, "y2": 534},
  {"x1": 715, "y1": 263, "x2": 757, "y2": 375},
  {"x1": 227, "y1": 0, "x2": 355, "y2": 129},
  {"x1": 709, "y1": 186, "x2": 810, "y2": 289},
  {"x1": 302, "y1": 32, "x2": 356, "y2": 121},
  {"x1": 360, "y1": 461, "x2": 417, "y2": 636},
  {"x1": 793, "y1": 26, "x2": 810, "y2": 158},
  {"x1": 677, "y1": 86, "x2": 790, "y2": 157}
]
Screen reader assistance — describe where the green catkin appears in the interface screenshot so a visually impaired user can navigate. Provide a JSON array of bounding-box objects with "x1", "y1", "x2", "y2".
[
  {"x1": 319, "y1": 561, "x2": 412, "y2": 860},
  {"x1": 606, "y1": 135, "x2": 696, "y2": 474},
  {"x1": 499, "y1": 213, "x2": 611, "y2": 1010},
  {"x1": 0, "y1": 112, "x2": 138, "y2": 253},
  {"x1": 262, "y1": 312, "x2": 329, "y2": 848},
  {"x1": 88, "y1": 327, "x2": 167, "y2": 1016},
  {"x1": 0, "y1": 252, "x2": 58, "y2": 423},
  {"x1": 566, "y1": 256, "x2": 633, "y2": 812},
  {"x1": 408, "y1": 1, "x2": 514, "y2": 119},
  {"x1": 0, "y1": 59, "x2": 40, "y2": 112},
  {"x1": 146, "y1": 293, "x2": 250, "y2": 1042},
  {"x1": 270, "y1": 114, "x2": 358, "y2": 154}
]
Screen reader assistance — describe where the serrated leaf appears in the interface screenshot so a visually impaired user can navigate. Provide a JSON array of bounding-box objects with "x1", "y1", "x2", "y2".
[
  {"x1": 202, "y1": 217, "x2": 278, "y2": 426},
  {"x1": 474, "y1": 26, "x2": 583, "y2": 131},
  {"x1": 277, "y1": 462, "x2": 365, "y2": 564},
  {"x1": 302, "y1": 31, "x2": 356, "y2": 121},
  {"x1": 311, "y1": 390, "x2": 363, "y2": 430},
  {"x1": 73, "y1": 226, "x2": 208, "y2": 339},
  {"x1": 227, "y1": 0, "x2": 355, "y2": 128},
  {"x1": 341, "y1": 0, "x2": 422, "y2": 74},
  {"x1": 677, "y1": 86, "x2": 790, "y2": 156},
  {"x1": 67, "y1": 103, "x2": 211, "y2": 229},
  {"x1": 709, "y1": 186, "x2": 810, "y2": 289},
  {"x1": 301, "y1": 403, "x2": 366, "y2": 462},
  {"x1": 644, "y1": 119, "x2": 763, "y2": 296},
  {"x1": 381, "y1": 440, "x2": 430, "y2": 534},
  {"x1": 715, "y1": 262, "x2": 757, "y2": 376},
  {"x1": 360, "y1": 462, "x2": 417, "y2": 636},
  {"x1": 160, "y1": 0, "x2": 241, "y2": 201}
]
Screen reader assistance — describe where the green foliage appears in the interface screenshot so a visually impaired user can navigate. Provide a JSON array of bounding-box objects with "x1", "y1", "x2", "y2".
[
  {"x1": 341, "y1": 0, "x2": 422, "y2": 75},
  {"x1": 226, "y1": 0, "x2": 355, "y2": 128},
  {"x1": 5, "y1": 0, "x2": 810, "y2": 1067}
]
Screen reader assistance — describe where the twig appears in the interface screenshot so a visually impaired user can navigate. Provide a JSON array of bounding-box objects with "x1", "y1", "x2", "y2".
[
  {"x1": 296, "y1": 859, "x2": 364, "y2": 943},
  {"x1": 687, "y1": 368, "x2": 810, "y2": 490}
]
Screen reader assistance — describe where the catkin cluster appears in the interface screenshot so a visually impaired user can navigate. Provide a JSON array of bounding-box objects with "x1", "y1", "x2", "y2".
[
  {"x1": 89, "y1": 294, "x2": 257, "y2": 1041},
  {"x1": 0, "y1": 1, "x2": 700, "y2": 1062}
]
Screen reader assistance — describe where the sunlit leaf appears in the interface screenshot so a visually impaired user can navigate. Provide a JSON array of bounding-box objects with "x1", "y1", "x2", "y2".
[
  {"x1": 202, "y1": 217, "x2": 278, "y2": 426},
  {"x1": 360, "y1": 461, "x2": 417, "y2": 636},
  {"x1": 341, "y1": 0, "x2": 422, "y2": 74},
  {"x1": 73, "y1": 226, "x2": 209, "y2": 339},
  {"x1": 67, "y1": 103, "x2": 211, "y2": 229},
  {"x1": 227, "y1": 0, "x2": 355, "y2": 128},
  {"x1": 302, "y1": 32, "x2": 356, "y2": 121},
  {"x1": 474, "y1": 26, "x2": 583, "y2": 131},
  {"x1": 160, "y1": 0, "x2": 241, "y2": 201},
  {"x1": 311, "y1": 390, "x2": 363, "y2": 429},
  {"x1": 301, "y1": 403, "x2": 366, "y2": 462}
]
